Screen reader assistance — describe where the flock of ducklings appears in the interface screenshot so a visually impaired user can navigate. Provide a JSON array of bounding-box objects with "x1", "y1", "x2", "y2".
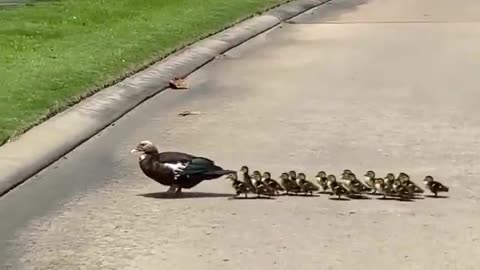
[{"x1": 227, "y1": 166, "x2": 449, "y2": 200}]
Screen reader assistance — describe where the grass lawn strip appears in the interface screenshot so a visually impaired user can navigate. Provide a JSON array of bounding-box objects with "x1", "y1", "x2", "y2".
[{"x1": 0, "y1": 0, "x2": 289, "y2": 145}]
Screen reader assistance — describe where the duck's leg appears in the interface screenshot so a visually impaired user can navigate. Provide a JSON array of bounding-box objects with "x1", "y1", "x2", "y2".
[
  {"x1": 175, "y1": 186, "x2": 183, "y2": 196},
  {"x1": 166, "y1": 185, "x2": 176, "y2": 193}
]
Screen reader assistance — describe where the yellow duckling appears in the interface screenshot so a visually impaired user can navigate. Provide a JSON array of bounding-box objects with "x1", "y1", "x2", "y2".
[{"x1": 296, "y1": 173, "x2": 319, "y2": 195}]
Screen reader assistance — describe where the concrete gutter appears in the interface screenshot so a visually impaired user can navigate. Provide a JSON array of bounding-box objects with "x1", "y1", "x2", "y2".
[{"x1": 0, "y1": 0, "x2": 331, "y2": 197}]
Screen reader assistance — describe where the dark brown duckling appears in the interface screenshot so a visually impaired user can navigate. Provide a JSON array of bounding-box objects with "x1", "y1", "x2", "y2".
[
  {"x1": 262, "y1": 171, "x2": 284, "y2": 195},
  {"x1": 296, "y1": 173, "x2": 319, "y2": 195},
  {"x1": 423, "y1": 175, "x2": 449, "y2": 197},
  {"x1": 279, "y1": 172, "x2": 301, "y2": 195}
]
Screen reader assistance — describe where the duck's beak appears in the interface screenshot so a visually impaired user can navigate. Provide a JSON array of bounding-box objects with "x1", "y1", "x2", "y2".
[{"x1": 129, "y1": 148, "x2": 139, "y2": 154}]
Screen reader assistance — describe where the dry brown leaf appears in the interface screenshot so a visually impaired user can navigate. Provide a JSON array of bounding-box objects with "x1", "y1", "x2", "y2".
[{"x1": 169, "y1": 77, "x2": 189, "y2": 89}]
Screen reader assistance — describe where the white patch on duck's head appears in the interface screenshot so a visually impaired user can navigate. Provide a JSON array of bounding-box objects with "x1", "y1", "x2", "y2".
[
  {"x1": 139, "y1": 154, "x2": 147, "y2": 160},
  {"x1": 140, "y1": 140, "x2": 153, "y2": 146}
]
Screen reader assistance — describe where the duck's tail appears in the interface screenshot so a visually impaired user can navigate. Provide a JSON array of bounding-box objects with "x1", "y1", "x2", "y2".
[{"x1": 205, "y1": 169, "x2": 237, "y2": 177}]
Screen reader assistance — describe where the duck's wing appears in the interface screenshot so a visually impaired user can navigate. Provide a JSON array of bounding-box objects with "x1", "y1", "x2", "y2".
[
  {"x1": 157, "y1": 151, "x2": 199, "y2": 163},
  {"x1": 432, "y1": 181, "x2": 449, "y2": 192},
  {"x1": 176, "y1": 157, "x2": 234, "y2": 177}
]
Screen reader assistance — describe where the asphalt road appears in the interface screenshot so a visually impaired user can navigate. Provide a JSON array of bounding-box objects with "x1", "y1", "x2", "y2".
[{"x1": 2, "y1": 0, "x2": 480, "y2": 269}]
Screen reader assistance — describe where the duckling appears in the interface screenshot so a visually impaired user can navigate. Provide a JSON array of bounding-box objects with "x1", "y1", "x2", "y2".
[
  {"x1": 392, "y1": 178, "x2": 414, "y2": 199},
  {"x1": 289, "y1": 170, "x2": 298, "y2": 182},
  {"x1": 279, "y1": 172, "x2": 301, "y2": 195},
  {"x1": 240, "y1": 165, "x2": 256, "y2": 193},
  {"x1": 373, "y1": 178, "x2": 394, "y2": 199},
  {"x1": 252, "y1": 173, "x2": 274, "y2": 197},
  {"x1": 296, "y1": 173, "x2": 319, "y2": 195},
  {"x1": 384, "y1": 173, "x2": 396, "y2": 188},
  {"x1": 423, "y1": 175, "x2": 449, "y2": 197},
  {"x1": 363, "y1": 170, "x2": 377, "y2": 192},
  {"x1": 262, "y1": 171, "x2": 284, "y2": 195},
  {"x1": 315, "y1": 171, "x2": 329, "y2": 192},
  {"x1": 398, "y1": 173, "x2": 424, "y2": 194},
  {"x1": 342, "y1": 172, "x2": 371, "y2": 194},
  {"x1": 252, "y1": 170, "x2": 262, "y2": 178},
  {"x1": 327, "y1": 174, "x2": 349, "y2": 199},
  {"x1": 226, "y1": 173, "x2": 250, "y2": 198}
]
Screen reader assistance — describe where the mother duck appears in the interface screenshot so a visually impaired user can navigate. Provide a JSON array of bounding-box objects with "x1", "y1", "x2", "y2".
[{"x1": 130, "y1": 140, "x2": 235, "y2": 195}]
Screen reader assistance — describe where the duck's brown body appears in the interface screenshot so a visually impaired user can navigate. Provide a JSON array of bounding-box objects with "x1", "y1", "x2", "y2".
[
  {"x1": 131, "y1": 141, "x2": 234, "y2": 193},
  {"x1": 139, "y1": 152, "x2": 234, "y2": 189}
]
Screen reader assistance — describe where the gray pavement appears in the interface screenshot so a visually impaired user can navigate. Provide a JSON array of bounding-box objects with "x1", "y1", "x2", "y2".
[{"x1": 2, "y1": 0, "x2": 480, "y2": 269}]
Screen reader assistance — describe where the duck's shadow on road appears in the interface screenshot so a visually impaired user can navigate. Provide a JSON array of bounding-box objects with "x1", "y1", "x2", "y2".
[{"x1": 138, "y1": 192, "x2": 233, "y2": 199}]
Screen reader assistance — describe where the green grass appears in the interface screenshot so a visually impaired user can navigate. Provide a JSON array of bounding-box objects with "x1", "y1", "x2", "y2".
[{"x1": 0, "y1": 0, "x2": 288, "y2": 144}]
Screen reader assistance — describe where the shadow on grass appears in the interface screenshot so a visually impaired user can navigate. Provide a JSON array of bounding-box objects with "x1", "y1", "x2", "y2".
[{"x1": 138, "y1": 192, "x2": 233, "y2": 199}]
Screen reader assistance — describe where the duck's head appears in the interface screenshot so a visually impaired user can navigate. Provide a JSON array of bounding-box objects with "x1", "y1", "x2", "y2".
[
  {"x1": 327, "y1": 175, "x2": 337, "y2": 182},
  {"x1": 130, "y1": 140, "x2": 158, "y2": 155},
  {"x1": 384, "y1": 173, "x2": 395, "y2": 181},
  {"x1": 316, "y1": 171, "x2": 326, "y2": 178},
  {"x1": 289, "y1": 170, "x2": 297, "y2": 179},
  {"x1": 252, "y1": 173, "x2": 262, "y2": 182},
  {"x1": 252, "y1": 170, "x2": 262, "y2": 177},
  {"x1": 399, "y1": 173, "x2": 410, "y2": 182},
  {"x1": 423, "y1": 175, "x2": 434, "y2": 183},
  {"x1": 280, "y1": 172, "x2": 289, "y2": 180},
  {"x1": 364, "y1": 170, "x2": 375, "y2": 180},
  {"x1": 342, "y1": 169, "x2": 352, "y2": 176},
  {"x1": 262, "y1": 171, "x2": 271, "y2": 180},
  {"x1": 298, "y1": 173, "x2": 306, "y2": 180},
  {"x1": 240, "y1": 166, "x2": 249, "y2": 174},
  {"x1": 342, "y1": 172, "x2": 354, "y2": 180}
]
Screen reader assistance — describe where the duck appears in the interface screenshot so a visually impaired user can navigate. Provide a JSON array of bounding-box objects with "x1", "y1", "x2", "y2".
[
  {"x1": 315, "y1": 171, "x2": 329, "y2": 192},
  {"x1": 398, "y1": 173, "x2": 424, "y2": 194},
  {"x1": 252, "y1": 173, "x2": 275, "y2": 197},
  {"x1": 262, "y1": 171, "x2": 285, "y2": 195},
  {"x1": 226, "y1": 173, "x2": 250, "y2": 198},
  {"x1": 240, "y1": 166, "x2": 256, "y2": 193},
  {"x1": 341, "y1": 169, "x2": 353, "y2": 178},
  {"x1": 363, "y1": 170, "x2": 377, "y2": 192},
  {"x1": 130, "y1": 140, "x2": 235, "y2": 195},
  {"x1": 423, "y1": 175, "x2": 449, "y2": 197},
  {"x1": 327, "y1": 174, "x2": 349, "y2": 199},
  {"x1": 289, "y1": 170, "x2": 298, "y2": 182},
  {"x1": 342, "y1": 172, "x2": 371, "y2": 194},
  {"x1": 392, "y1": 178, "x2": 414, "y2": 199},
  {"x1": 252, "y1": 170, "x2": 262, "y2": 179},
  {"x1": 279, "y1": 172, "x2": 301, "y2": 195},
  {"x1": 373, "y1": 178, "x2": 392, "y2": 199},
  {"x1": 296, "y1": 173, "x2": 319, "y2": 195}
]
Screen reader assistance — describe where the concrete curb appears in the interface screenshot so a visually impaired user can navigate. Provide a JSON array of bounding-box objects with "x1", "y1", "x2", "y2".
[{"x1": 0, "y1": 0, "x2": 331, "y2": 197}]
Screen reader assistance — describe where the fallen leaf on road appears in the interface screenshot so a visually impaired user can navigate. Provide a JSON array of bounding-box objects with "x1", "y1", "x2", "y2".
[{"x1": 169, "y1": 77, "x2": 189, "y2": 89}]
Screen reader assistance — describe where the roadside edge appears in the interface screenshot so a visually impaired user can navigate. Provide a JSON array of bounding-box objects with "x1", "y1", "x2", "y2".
[{"x1": 0, "y1": 0, "x2": 331, "y2": 197}]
